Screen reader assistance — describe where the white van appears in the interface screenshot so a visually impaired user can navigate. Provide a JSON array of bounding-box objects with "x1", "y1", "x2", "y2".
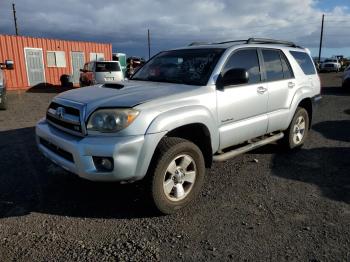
[{"x1": 79, "y1": 61, "x2": 124, "y2": 87}]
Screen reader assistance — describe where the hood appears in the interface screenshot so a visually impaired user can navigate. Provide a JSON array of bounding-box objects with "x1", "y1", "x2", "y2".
[{"x1": 55, "y1": 80, "x2": 200, "y2": 109}]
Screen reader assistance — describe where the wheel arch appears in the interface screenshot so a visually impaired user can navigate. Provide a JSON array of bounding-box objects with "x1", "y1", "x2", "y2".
[
  {"x1": 139, "y1": 106, "x2": 219, "y2": 178},
  {"x1": 165, "y1": 123, "x2": 213, "y2": 168},
  {"x1": 288, "y1": 88, "x2": 315, "y2": 129},
  {"x1": 298, "y1": 97, "x2": 313, "y2": 129}
]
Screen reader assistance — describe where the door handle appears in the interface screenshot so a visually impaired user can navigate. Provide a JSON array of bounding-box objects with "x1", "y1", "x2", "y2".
[
  {"x1": 288, "y1": 82, "x2": 295, "y2": 88},
  {"x1": 257, "y1": 86, "x2": 267, "y2": 94}
]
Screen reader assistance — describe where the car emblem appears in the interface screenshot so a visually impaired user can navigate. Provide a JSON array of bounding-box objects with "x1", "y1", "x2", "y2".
[{"x1": 56, "y1": 107, "x2": 65, "y2": 119}]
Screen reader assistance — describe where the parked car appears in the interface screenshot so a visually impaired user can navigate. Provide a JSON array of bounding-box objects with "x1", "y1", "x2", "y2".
[
  {"x1": 36, "y1": 38, "x2": 321, "y2": 214},
  {"x1": 320, "y1": 58, "x2": 341, "y2": 72},
  {"x1": 79, "y1": 61, "x2": 124, "y2": 87},
  {"x1": 342, "y1": 65, "x2": 350, "y2": 88},
  {"x1": 0, "y1": 60, "x2": 14, "y2": 110}
]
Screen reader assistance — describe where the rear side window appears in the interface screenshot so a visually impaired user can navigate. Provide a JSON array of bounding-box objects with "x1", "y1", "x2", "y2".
[
  {"x1": 95, "y1": 62, "x2": 120, "y2": 72},
  {"x1": 280, "y1": 52, "x2": 294, "y2": 79},
  {"x1": 290, "y1": 51, "x2": 316, "y2": 75},
  {"x1": 223, "y1": 49, "x2": 261, "y2": 84},
  {"x1": 262, "y1": 49, "x2": 284, "y2": 81}
]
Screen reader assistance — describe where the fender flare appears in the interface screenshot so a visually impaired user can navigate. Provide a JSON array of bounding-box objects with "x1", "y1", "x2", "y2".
[
  {"x1": 146, "y1": 105, "x2": 220, "y2": 152},
  {"x1": 287, "y1": 86, "x2": 314, "y2": 125},
  {"x1": 135, "y1": 105, "x2": 220, "y2": 179}
]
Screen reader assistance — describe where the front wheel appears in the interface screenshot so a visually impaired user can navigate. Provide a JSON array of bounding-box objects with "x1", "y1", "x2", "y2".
[
  {"x1": 146, "y1": 137, "x2": 206, "y2": 214},
  {"x1": 282, "y1": 107, "x2": 309, "y2": 149}
]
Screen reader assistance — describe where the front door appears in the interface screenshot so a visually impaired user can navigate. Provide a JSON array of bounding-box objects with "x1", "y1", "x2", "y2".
[
  {"x1": 24, "y1": 48, "x2": 45, "y2": 86},
  {"x1": 71, "y1": 52, "x2": 85, "y2": 84},
  {"x1": 216, "y1": 48, "x2": 268, "y2": 149}
]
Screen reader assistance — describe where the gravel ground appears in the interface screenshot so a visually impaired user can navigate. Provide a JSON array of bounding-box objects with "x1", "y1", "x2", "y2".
[{"x1": 0, "y1": 73, "x2": 349, "y2": 261}]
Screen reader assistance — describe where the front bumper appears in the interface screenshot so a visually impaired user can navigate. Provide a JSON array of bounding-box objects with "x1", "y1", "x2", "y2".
[
  {"x1": 36, "y1": 119, "x2": 164, "y2": 182},
  {"x1": 321, "y1": 67, "x2": 337, "y2": 72}
]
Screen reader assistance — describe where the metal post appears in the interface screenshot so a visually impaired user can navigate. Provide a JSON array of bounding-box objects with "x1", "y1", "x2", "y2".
[
  {"x1": 318, "y1": 14, "x2": 324, "y2": 64},
  {"x1": 147, "y1": 29, "x2": 151, "y2": 60},
  {"x1": 12, "y1": 3, "x2": 19, "y2": 36}
]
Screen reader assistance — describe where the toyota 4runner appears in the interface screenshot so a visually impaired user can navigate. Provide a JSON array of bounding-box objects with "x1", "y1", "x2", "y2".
[{"x1": 36, "y1": 38, "x2": 321, "y2": 214}]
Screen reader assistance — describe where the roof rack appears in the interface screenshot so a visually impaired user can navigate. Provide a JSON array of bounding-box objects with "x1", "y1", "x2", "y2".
[
  {"x1": 246, "y1": 38, "x2": 299, "y2": 47},
  {"x1": 188, "y1": 41, "x2": 211, "y2": 46},
  {"x1": 213, "y1": 40, "x2": 247, "y2": 45},
  {"x1": 188, "y1": 38, "x2": 302, "y2": 48}
]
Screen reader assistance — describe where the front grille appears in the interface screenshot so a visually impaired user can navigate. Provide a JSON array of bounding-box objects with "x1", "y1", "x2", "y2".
[
  {"x1": 46, "y1": 101, "x2": 84, "y2": 136},
  {"x1": 324, "y1": 64, "x2": 335, "y2": 68},
  {"x1": 39, "y1": 137, "x2": 74, "y2": 163},
  {"x1": 49, "y1": 102, "x2": 80, "y2": 115},
  {"x1": 46, "y1": 114, "x2": 82, "y2": 133}
]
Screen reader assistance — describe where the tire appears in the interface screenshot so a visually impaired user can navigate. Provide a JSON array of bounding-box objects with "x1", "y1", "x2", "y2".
[
  {"x1": 282, "y1": 107, "x2": 309, "y2": 149},
  {"x1": 0, "y1": 92, "x2": 7, "y2": 110},
  {"x1": 146, "y1": 137, "x2": 206, "y2": 215}
]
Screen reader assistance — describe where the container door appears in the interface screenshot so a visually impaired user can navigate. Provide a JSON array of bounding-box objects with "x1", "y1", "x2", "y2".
[
  {"x1": 25, "y1": 48, "x2": 45, "y2": 86},
  {"x1": 71, "y1": 51, "x2": 85, "y2": 84}
]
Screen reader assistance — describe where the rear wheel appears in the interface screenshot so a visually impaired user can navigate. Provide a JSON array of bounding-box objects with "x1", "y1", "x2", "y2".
[
  {"x1": 282, "y1": 107, "x2": 309, "y2": 149},
  {"x1": 146, "y1": 137, "x2": 205, "y2": 214}
]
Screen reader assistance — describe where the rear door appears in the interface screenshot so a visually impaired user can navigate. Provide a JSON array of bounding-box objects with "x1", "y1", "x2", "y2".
[
  {"x1": 24, "y1": 48, "x2": 45, "y2": 86},
  {"x1": 260, "y1": 48, "x2": 296, "y2": 132},
  {"x1": 216, "y1": 48, "x2": 268, "y2": 149}
]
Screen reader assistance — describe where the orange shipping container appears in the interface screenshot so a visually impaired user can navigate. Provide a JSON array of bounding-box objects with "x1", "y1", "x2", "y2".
[{"x1": 0, "y1": 34, "x2": 112, "y2": 90}]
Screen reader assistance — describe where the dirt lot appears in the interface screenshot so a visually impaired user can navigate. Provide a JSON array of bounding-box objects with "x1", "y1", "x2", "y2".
[{"x1": 0, "y1": 73, "x2": 349, "y2": 261}]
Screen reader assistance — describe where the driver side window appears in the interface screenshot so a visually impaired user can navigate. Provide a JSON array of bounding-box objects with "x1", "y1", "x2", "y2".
[{"x1": 223, "y1": 49, "x2": 261, "y2": 84}]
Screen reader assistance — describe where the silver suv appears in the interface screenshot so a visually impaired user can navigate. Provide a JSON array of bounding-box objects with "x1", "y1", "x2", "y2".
[{"x1": 36, "y1": 38, "x2": 321, "y2": 214}]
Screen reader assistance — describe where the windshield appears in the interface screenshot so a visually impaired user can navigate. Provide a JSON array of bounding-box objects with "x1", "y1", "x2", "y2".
[
  {"x1": 131, "y1": 48, "x2": 224, "y2": 86},
  {"x1": 95, "y1": 62, "x2": 120, "y2": 72}
]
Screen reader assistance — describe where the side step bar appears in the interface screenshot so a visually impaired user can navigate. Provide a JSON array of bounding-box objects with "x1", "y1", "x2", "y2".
[{"x1": 213, "y1": 133, "x2": 284, "y2": 162}]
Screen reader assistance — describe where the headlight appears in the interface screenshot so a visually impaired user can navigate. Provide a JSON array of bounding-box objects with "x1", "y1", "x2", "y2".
[{"x1": 87, "y1": 108, "x2": 139, "y2": 133}]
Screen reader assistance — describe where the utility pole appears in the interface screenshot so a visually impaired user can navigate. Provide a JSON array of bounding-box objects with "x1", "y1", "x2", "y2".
[
  {"x1": 12, "y1": 2, "x2": 19, "y2": 36},
  {"x1": 147, "y1": 29, "x2": 151, "y2": 60},
  {"x1": 318, "y1": 14, "x2": 324, "y2": 64}
]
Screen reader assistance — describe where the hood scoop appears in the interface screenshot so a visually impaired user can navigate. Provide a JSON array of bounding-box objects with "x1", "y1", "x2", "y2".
[{"x1": 102, "y1": 83, "x2": 125, "y2": 89}]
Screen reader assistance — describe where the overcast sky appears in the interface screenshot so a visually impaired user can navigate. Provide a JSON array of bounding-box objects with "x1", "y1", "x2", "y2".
[{"x1": 0, "y1": 0, "x2": 349, "y2": 58}]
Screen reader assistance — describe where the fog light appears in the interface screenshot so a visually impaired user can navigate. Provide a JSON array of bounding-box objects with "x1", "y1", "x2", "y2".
[{"x1": 93, "y1": 156, "x2": 114, "y2": 172}]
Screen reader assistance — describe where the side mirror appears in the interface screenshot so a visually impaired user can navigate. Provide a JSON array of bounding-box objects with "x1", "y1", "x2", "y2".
[
  {"x1": 221, "y1": 68, "x2": 249, "y2": 87},
  {"x1": 5, "y1": 60, "x2": 14, "y2": 70}
]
